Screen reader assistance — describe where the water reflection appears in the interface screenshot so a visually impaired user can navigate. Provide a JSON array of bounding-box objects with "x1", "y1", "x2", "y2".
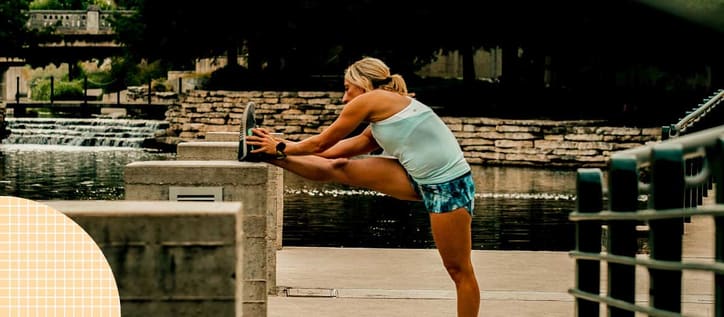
[
  {"x1": 283, "y1": 165, "x2": 578, "y2": 251},
  {"x1": 0, "y1": 145, "x2": 579, "y2": 251},
  {"x1": 473, "y1": 166, "x2": 576, "y2": 250},
  {"x1": 0, "y1": 144, "x2": 175, "y2": 200}
]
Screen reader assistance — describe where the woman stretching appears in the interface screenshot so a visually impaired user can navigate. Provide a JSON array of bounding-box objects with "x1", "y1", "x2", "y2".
[{"x1": 245, "y1": 57, "x2": 480, "y2": 316}]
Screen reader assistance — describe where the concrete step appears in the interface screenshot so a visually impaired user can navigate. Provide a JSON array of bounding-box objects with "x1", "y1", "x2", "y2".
[
  {"x1": 177, "y1": 141, "x2": 238, "y2": 160},
  {"x1": 206, "y1": 131, "x2": 240, "y2": 142}
]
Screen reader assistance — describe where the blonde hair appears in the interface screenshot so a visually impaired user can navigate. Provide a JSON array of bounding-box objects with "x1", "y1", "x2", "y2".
[{"x1": 344, "y1": 57, "x2": 408, "y2": 95}]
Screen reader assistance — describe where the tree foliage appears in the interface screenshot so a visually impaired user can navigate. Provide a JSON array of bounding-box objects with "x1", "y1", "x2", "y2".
[
  {"x1": 0, "y1": 0, "x2": 34, "y2": 58},
  {"x1": 7, "y1": 0, "x2": 724, "y2": 122},
  {"x1": 112, "y1": 0, "x2": 449, "y2": 88},
  {"x1": 29, "y1": 0, "x2": 116, "y2": 10}
]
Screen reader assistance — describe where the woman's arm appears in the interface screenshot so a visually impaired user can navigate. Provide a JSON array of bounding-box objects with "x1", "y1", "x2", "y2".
[
  {"x1": 248, "y1": 94, "x2": 374, "y2": 156},
  {"x1": 317, "y1": 126, "x2": 379, "y2": 158}
]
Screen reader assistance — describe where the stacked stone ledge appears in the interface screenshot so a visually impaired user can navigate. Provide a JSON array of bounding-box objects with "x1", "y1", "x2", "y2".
[
  {"x1": 450, "y1": 118, "x2": 661, "y2": 168},
  {"x1": 164, "y1": 90, "x2": 662, "y2": 168}
]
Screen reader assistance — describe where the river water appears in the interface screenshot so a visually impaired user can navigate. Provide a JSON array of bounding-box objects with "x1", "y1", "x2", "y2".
[
  {"x1": 283, "y1": 165, "x2": 577, "y2": 251},
  {"x1": 0, "y1": 144, "x2": 579, "y2": 251}
]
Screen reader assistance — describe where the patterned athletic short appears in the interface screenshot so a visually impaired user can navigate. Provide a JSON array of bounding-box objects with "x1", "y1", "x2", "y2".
[{"x1": 409, "y1": 171, "x2": 475, "y2": 215}]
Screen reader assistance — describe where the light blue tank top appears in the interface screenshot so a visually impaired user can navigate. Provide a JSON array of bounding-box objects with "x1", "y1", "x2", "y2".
[{"x1": 370, "y1": 98, "x2": 470, "y2": 184}]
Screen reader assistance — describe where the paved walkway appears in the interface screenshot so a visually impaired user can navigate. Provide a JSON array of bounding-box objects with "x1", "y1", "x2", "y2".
[{"x1": 269, "y1": 215, "x2": 715, "y2": 316}]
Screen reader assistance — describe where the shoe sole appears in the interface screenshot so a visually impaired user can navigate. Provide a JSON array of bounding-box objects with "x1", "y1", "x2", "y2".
[{"x1": 238, "y1": 102, "x2": 257, "y2": 161}]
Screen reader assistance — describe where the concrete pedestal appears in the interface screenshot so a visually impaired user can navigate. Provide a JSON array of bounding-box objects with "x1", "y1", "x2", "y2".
[
  {"x1": 125, "y1": 160, "x2": 275, "y2": 316},
  {"x1": 176, "y1": 137, "x2": 284, "y2": 252},
  {"x1": 45, "y1": 200, "x2": 252, "y2": 316}
]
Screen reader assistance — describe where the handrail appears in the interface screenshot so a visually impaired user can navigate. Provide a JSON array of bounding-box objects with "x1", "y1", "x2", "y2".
[
  {"x1": 571, "y1": 140, "x2": 723, "y2": 316},
  {"x1": 612, "y1": 89, "x2": 724, "y2": 166},
  {"x1": 668, "y1": 88, "x2": 724, "y2": 138},
  {"x1": 570, "y1": 88, "x2": 724, "y2": 316},
  {"x1": 612, "y1": 124, "x2": 724, "y2": 165}
]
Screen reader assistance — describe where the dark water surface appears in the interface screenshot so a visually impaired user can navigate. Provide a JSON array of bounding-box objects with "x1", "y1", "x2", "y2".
[
  {"x1": 0, "y1": 145, "x2": 176, "y2": 199},
  {"x1": 283, "y1": 165, "x2": 577, "y2": 251},
  {"x1": 0, "y1": 144, "x2": 578, "y2": 251}
]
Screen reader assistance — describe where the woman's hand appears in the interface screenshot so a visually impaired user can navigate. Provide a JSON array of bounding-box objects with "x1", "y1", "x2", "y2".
[{"x1": 246, "y1": 128, "x2": 283, "y2": 156}]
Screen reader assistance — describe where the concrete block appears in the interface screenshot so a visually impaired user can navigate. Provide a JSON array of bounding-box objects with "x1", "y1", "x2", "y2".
[
  {"x1": 72, "y1": 215, "x2": 236, "y2": 243},
  {"x1": 124, "y1": 184, "x2": 170, "y2": 200},
  {"x1": 241, "y1": 302, "x2": 266, "y2": 317},
  {"x1": 243, "y1": 237, "x2": 267, "y2": 281},
  {"x1": 124, "y1": 160, "x2": 277, "y2": 299},
  {"x1": 174, "y1": 135, "x2": 285, "y2": 251},
  {"x1": 44, "y1": 200, "x2": 243, "y2": 317},
  {"x1": 124, "y1": 161, "x2": 268, "y2": 187},
  {"x1": 267, "y1": 165, "x2": 284, "y2": 250},
  {"x1": 206, "y1": 132, "x2": 240, "y2": 142},
  {"x1": 121, "y1": 301, "x2": 235, "y2": 317},
  {"x1": 101, "y1": 244, "x2": 160, "y2": 296},
  {"x1": 160, "y1": 245, "x2": 236, "y2": 296},
  {"x1": 242, "y1": 215, "x2": 266, "y2": 238},
  {"x1": 243, "y1": 280, "x2": 267, "y2": 303},
  {"x1": 177, "y1": 141, "x2": 238, "y2": 160}
]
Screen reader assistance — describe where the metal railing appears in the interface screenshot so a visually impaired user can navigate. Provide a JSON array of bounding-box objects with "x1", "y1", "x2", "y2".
[
  {"x1": 662, "y1": 89, "x2": 724, "y2": 212},
  {"x1": 664, "y1": 89, "x2": 724, "y2": 139},
  {"x1": 569, "y1": 124, "x2": 724, "y2": 316}
]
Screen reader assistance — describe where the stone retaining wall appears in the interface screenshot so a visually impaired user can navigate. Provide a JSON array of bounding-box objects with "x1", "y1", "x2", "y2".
[{"x1": 165, "y1": 90, "x2": 662, "y2": 168}]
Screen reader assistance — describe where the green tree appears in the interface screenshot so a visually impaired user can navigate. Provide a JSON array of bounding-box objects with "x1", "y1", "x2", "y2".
[
  {"x1": 113, "y1": 0, "x2": 232, "y2": 70},
  {"x1": 111, "y1": 0, "x2": 446, "y2": 89},
  {"x1": 29, "y1": 0, "x2": 116, "y2": 10},
  {"x1": 0, "y1": 0, "x2": 34, "y2": 58},
  {"x1": 106, "y1": 0, "x2": 724, "y2": 121}
]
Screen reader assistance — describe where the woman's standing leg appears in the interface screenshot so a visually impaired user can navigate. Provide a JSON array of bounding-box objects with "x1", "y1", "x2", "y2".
[
  {"x1": 429, "y1": 208, "x2": 480, "y2": 317},
  {"x1": 270, "y1": 154, "x2": 480, "y2": 313}
]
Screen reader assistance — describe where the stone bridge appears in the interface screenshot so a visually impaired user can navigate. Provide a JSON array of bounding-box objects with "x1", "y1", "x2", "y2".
[
  {"x1": 26, "y1": 6, "x2": 132, "y2": 35},
  {"x1": 0, "y1": 7, "x2": 133, "y2": 124}
]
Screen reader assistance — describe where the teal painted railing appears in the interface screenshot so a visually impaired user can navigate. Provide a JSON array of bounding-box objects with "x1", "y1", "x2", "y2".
[
  {"x1": 569, "y1": 124, "x2": 724, "y2": 316},
  {"x1": 664, "y1": 89, "x2": 724, "y2": 212},
  {"x1": 664, "y1": 89, "x2": 724, "y2": 140}
]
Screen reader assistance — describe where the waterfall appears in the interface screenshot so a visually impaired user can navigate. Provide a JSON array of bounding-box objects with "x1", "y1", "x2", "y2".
[{"x1": 2, "y1": 118, "x2": 170, "y2": 148}]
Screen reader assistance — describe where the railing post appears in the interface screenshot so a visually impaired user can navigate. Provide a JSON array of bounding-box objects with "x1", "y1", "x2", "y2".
[
  {"x1": 695, "y1": 157, "x2": 704, "y2": 206},
  {"x1": 711, "y1": 137, "x2": 724, "y2": 317},
  {"x1": 575, "y1": 168, "x2": 603, "y2": 317},
  {"x1": 81, "y1": 76, "x2": 90, "y2": 118},
  {"x1": 649, "y1": 143, "x2": 685, "y2": 313},
  {"x1": 50, "y1": 76, "x2": 54, "y2": 105},
  {"x1": 661, "y1": 125, "x2": 670, "y2": 141},
  {"x1": 686, "y1": 159, "x2": 693, "y2": 208},
  {"x1": 86, "y1": 6, "x2": 100, "y2": 34},
  {"x1": 607, "y1": 156, "x2": 639, "y2": 317},
  {"x1": 15, "y1": 76, "x2": 26, "y2": 117},
  {"x1": 683, "y1": 157, "x2": 705, "y2": 211},
  {"x1": 15, "y1": 76, "x2": 19, "y2": 104}
]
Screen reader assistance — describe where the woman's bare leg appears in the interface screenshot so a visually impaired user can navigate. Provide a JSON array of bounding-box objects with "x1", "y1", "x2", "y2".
[
  {"x1": 430, "y1": 208, "x2": 480, "y2": 317},
  {"x1": 268, "y1": 155, "x2": 420, "y2": 201},
  {"x1": 271, "y1": 155, "x2": 478, "y2": 313}
]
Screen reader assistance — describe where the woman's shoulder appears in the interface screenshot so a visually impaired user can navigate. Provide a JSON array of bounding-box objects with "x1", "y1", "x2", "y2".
[
  {"x1": 361, "y1": 90, "x2": 410, "y2": 104},
  {"x1": 357, "y1": 90, "x2": 416, "y2": 122}
]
